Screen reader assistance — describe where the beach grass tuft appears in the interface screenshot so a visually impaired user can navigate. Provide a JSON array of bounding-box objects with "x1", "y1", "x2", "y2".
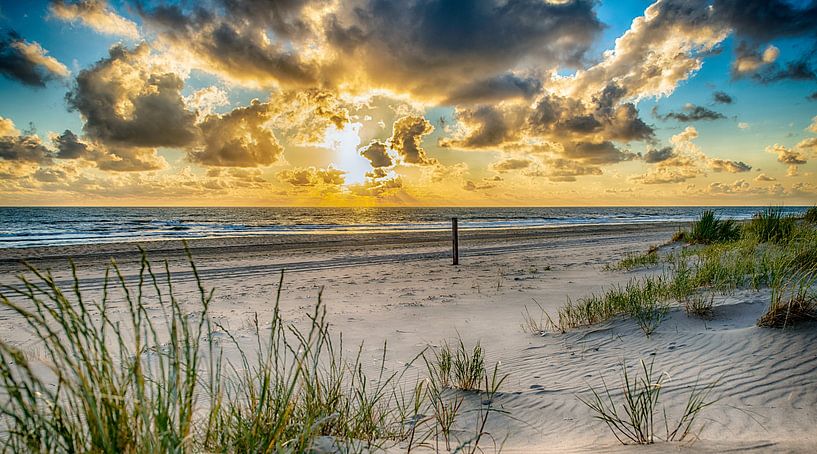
[
  {"x1": 744, "y1": 206, "x2": 796, "y2": 243},
  {"x1": 578, "y1": 359, "x2": 718, "y2": 445},
  {"x1": 684, "y1": 210, "x2": 740, "y2": 244},
  {"x1": 556, "y1": 276, "x2": 671, "y2": 336},
  {"x1": 757, "y1": 271, "x2": 817, "y2": 329},
  {"x1": 607, "y1": 246, "x2": 660, "y2": 271},
  {"x1": 683, "y1": 293, "x2": 715, "y2": 320}
]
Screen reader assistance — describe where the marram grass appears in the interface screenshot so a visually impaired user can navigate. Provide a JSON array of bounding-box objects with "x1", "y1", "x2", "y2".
[
  {"x1": 578, "y1": 359, "x2": 719, "y2": 445},
  {"x1": 0, "y1": 249, "x2": 508, "y2": 453}
]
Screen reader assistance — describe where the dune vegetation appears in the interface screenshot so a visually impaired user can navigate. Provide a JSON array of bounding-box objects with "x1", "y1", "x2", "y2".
[
  {"x1": 549, "y1": 206, "x2": 817, "y2": 335},
  {"x1": 0, "y1": 250, "x2": 506, "y2": 453}
]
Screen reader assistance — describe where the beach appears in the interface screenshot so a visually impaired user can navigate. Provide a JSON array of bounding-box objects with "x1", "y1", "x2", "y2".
[{"x1": 1, "y1": 221, "x2": 815, "y2": 452}]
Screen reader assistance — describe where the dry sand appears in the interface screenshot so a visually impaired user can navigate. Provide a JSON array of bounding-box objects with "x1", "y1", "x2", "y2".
[{"x1": 1, "y1": 222, "x2": 815, "y2": 452}]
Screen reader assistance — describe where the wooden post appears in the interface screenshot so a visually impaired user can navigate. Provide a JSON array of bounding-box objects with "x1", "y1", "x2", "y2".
[{"x1": 452, "y1": 217, "x2": 459, "y2": 265}]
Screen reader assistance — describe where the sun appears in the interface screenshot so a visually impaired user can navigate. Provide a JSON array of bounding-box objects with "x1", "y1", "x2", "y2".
[{"x1": 321, "y1": 122, "x2": 370, "y2": 185}]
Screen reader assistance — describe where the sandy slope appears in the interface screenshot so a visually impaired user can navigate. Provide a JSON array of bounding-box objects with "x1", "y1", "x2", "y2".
[{"x1": 0, "y1": 223, "x2": 815, "y2": 452}]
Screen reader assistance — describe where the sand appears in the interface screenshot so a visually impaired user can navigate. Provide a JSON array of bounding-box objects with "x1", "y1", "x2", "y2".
[{"x1": 1, "y1": 222, "x2": 815, "y2": 452}]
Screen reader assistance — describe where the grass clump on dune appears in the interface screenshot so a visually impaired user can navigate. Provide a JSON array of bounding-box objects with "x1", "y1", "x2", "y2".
[
  {"x1": 743, "y1": 206, "x2": 796, "y2": 243},
  {"x1": 607, "y1": 246, "x2": 660, "y2": 271},
  {"x1": 556, "y1": 276, "x2": 671, "y2": 336},
  {"x1": 757, "y1": 271, "x2": 817, "y2": 329},
  {"x1": 0, "y1": 250, "x2": 508, "y2": 453},
  {"x1": 677, "y1": 210, "x2": 740, "y2": 244},
  {"x1": 579, "y1": 359, "x2": 719, "y2": 445}
]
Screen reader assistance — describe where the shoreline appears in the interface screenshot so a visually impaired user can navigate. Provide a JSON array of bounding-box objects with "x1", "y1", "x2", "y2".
[{"x1": 0, "y1": 220, "x2": 687, "y2": 265}]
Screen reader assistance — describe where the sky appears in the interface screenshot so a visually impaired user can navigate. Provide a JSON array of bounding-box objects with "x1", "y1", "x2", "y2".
[{"x1": 0, "y1": 0, "x2": 816, "y2": 207}]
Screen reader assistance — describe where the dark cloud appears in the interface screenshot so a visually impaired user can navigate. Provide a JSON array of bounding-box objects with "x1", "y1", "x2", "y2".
[
  {"x1": 53, "y1": 130, "x2": 92, "y2": 159},
  {"x1": 0, "y1": 134, "x2": 53, "y2": 163},
  {"x1": 0, "y1": 30, "x2": 69, "y2": 87},
  {"x1": 359, "y1": 140, "x2": 393, "y2": 168},
  {"x1": 561, "y1": 141, "x2": 634, "y2": 165},
  {"x1": 67, "y1": 44, "x2": 198, "y2": 148},
  {"x1": 644, "y1": 147, "x2": 674, "y2": 163},
  {"x1": 709, "y1": 158, "x2": 752, "y2": 173},
  {"x1": 712, "y1": 91, "x2": 733, "y2": 104},
  {"x1": 444, "y1": 73, "x2": 542, "y2": 105},
  {"x1": 389, "y1": 116, "x2": 437, "y2": 165},
  {"x1": 808, "y1": 91, "x2": 817, "y2": 101},
  {"x1": 528, "y1": 91, "x2": 653, "y2": 142},
  {"x1": 441, "y1": 105, "x2": 524, "y2": 149},
  {"x1": 138, "y1": 4, "x2": 321, "y2": 87},
  {"x1": 463, "y1": 179, "x2": 495, "y2": 191},
  {"x1": 489, "y1": 158, "x2": 531, "y2": 172},
  {"x1": 767, "y1": 144, "x2": 807, "y2": 165},
  {"x1": 752, "y1": 59, "x2": 817, "y2": 84},
  {"x1": 654, "y1": 104, "x2": 726, "y2": 122},
  {"x1": 712, "y1": 0, "x2": 817, "y2": 42},
  {"x1": 192, "y1": 100, "x2": 284, "y2": 167},
  {"x1": 324, "y1": 0, "x2": 603, "y2": 98}
]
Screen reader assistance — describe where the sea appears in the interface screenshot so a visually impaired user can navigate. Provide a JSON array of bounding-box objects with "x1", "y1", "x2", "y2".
[{"x1": 0, "y1": 206, "x2": 810, "y2": 248}]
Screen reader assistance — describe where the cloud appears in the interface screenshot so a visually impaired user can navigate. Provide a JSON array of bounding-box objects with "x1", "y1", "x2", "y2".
[
  {"x1": 444, "y1": 73, "x2": 542, "y2": 105},
  {"x1": 0, "y1": 31, "x2": 70, "y2": 87},
  {"x1": 462, "y1": 179, "x2": 496, "y2": 191},
  {"x1": 561, "y1": 141, "x2": 634, "y2": 165},
  {"x1": 278, "y1": 166, "x2": 346, "y2": 187},
  {"x1": 52, "y1": 129, "x2": 95, "y2": 159},
  {"x1": 0, "y1": 116, "x2": 20, "y2": 136},
  {"x1": 808, "y1": 116, "x2": 817, "y2": 134},
  {"x1": 138, "y1": 3, "x2": 325, "y2": 88},
  {"x1": 732, "y1": 43, "x2": 779, "y2": 76},
  {"x1": 0, "y1": 132, "x2": 53, "y2": 163},
  {"x1": 755, "y1": 173, "x2": 775, "y2": 182},
  {"x1": 389, "y1": 115, "x2": 436, "y2": 165},
  {"x1": 738, "y1": 122, "x2": 749, "y2": 129},
  {"x1": 489, "y1": 158, "x2": 532, "y2": 172},
  {"x1": 808, "y1": 92, "x2": 817, "y2": 102},
  {"x1": 654, "y1": 103, "x2": 726, "y2": 122},
  {"x1": 766, "y1": 144, "x2": 807, "y2": 165},
  {"x1": 192, "y1": 99, "x2": 284, "y2": 167},
  {"x1": 440, "y1": 104, "x2": 526, "y2": 149},
  {"x1": 358, "y1": 139, "x2": 393, "y2": 168},
  {"x1": 712, "y1": 0, "x2": 817, "y2": 42},
  {"x1": 49, "y1": 129, "x2": 166, "y2": 171},
  {"x1": 67, "y1": 43, "x2": 198, "y2": 149},
  {"x1": 708, "y1": 158, "x2": 751, "y2": 173},
  {"x1": 523, "y1": 158, "x2": 602, "y2": 182},
  {"x1": 185, "y1": 86, "x2": 230, "y2": 120},
  {"x1": 712, "y1": 91, "x2": 733, "y2": 104},
  {"x1": 50, "y1": 0, "x2": 140, "y2": 38},
  {"x1": 797, "y1": 137, "x2": 817, "y2": 155},
  {"x1": 707, "y1": 179, "x2": 752, "y2": 194},
  {"x1": 634, "y1": 125, "x2": 746, "y2": 184},
  {"x1": 643, "y1": 146, "x2": 674, "y2": 163},
  {"x1": 265, "y1": 88, "x2": 350, "y2": 145},
  {"x1": 751, "y1": 59, "x2": 817, "y2": 84}
]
